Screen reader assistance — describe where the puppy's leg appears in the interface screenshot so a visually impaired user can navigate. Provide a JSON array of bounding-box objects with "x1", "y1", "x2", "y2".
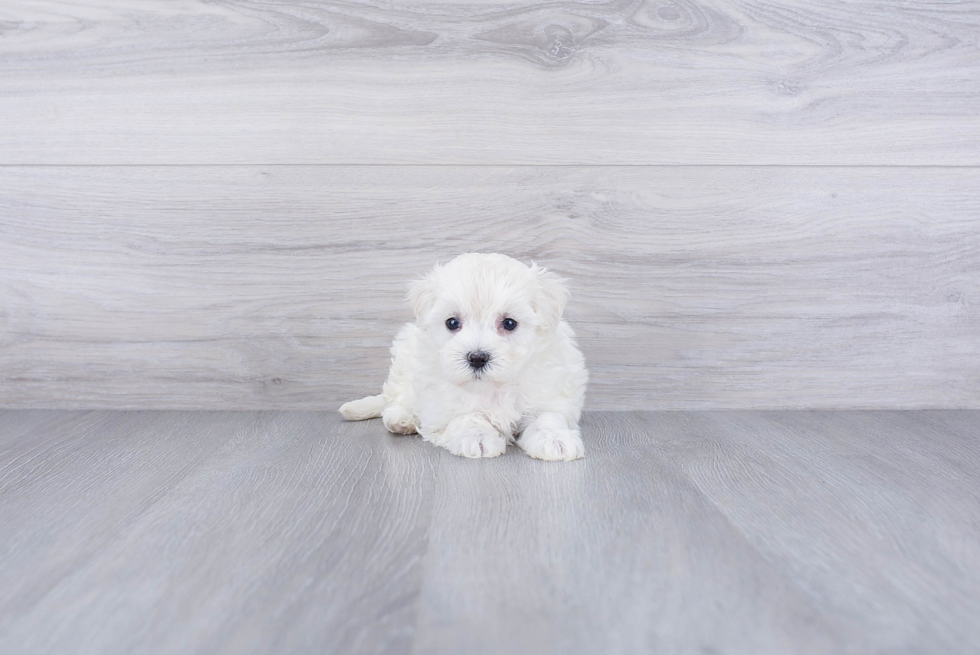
[
  {"x1": 437, "y1": 414, "x2": 508, "y2": 459},
  {"x1": 382, "y1": 404, "x2": 417, "y2": 434},
  {"x1": 339, "y1": 394, "x2": 385, "y2": 421},
  {"x1": 518, "y1": 412, "x2": 584, "y2": 461},
  {"x1": 379, "y1": 323, "x2": 420, "y2": 435}
]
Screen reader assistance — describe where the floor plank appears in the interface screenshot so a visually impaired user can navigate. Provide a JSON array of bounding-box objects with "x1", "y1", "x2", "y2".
[
  {"x1": 645, "y1": 411, "x2": 980, "y2": 653},
  {"x1": 0, "y1": 411, "x2": 439, "y2": 655},
  {"x1": 2, "y1": 166, "x2": 977, "y2": 410},
  {"x1": 412, "y1": 412, "x2": 848, "y2": 654},
  {"x1": 1, "y1": 410, "x2": 978, "y2": 654},
  {"x1": 1, "y1": 0, "x2": 978, "y2": 164}
]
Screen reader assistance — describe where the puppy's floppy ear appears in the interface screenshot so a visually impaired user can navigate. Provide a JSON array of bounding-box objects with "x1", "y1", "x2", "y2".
[
  {"x1": 530, "y1": 263, "x2": 570, "y2": 332},
  {"x1": 407, "y1": 266, "x2": 440, "y2": 324}
]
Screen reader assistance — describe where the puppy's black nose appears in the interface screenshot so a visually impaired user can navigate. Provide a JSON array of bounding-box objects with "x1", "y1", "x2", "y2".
[{"x1": 467, "y1": 351, "x2": 490, "y2": 369}]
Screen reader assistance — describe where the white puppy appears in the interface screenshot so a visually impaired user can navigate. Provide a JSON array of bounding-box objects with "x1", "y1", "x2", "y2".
[{"x1": 339, "y1": 253, "x2": 588, "y2": 461}]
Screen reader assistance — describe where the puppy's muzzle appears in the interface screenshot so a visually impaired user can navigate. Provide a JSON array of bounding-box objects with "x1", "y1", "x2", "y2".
[{"x1": 466, "y1": 351, "x2": 491, "y2": 370}]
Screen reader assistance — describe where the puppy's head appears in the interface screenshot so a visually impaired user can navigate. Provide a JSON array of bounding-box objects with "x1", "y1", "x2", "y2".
[{"x1": 408, "y1": 253, "x2": 569, "y2": 386}]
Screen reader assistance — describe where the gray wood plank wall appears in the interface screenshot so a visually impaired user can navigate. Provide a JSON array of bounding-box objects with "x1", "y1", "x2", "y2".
[
  {"x1": 2, "y1": 0, "x2": 979, "y2": 165},
  {"x1": 1, "y1": 0, "x2": 978, "y2": 409}
]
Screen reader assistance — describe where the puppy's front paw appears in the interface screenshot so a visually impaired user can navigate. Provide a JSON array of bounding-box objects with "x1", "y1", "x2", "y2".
[
  {"x1": 520, "y1": 426, "x2": 585, "y2": 462},
  {"x1": 451, "y1": 432, "x2": 508, "y2": 458},
  {"x1": 442, "y1": 416, "x2": 507, "y2": 459},
  {"x1": 382, "y1": 405, "x2": 417, "y2": 434}
]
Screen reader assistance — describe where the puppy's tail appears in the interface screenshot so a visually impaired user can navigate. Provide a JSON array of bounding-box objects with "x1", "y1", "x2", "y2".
[{"x1": 339, "y1": 394, "x2": 386, "y2": 421}]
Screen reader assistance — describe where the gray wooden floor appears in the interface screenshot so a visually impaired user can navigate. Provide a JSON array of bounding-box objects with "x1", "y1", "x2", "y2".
[{"x1": 1, "y1": 410, "x2": 978, "y2": 654}]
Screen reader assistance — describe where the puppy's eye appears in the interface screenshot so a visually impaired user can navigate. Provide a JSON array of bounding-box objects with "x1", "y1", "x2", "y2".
[
  {"x1": 502, "y1": 318, "x2": 518, "y2": 331},
  {"x1": 445, "y1": 317, "x2": 460, "y2": 331}
]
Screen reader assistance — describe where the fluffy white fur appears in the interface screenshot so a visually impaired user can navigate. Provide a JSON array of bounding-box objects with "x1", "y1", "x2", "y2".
[{"x1": 339, "y1": 253, "x2": 588, "y2": 461}]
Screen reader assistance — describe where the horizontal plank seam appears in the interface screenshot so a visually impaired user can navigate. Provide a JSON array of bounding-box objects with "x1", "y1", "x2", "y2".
[{"x1": 2, "y1": 164, "x2": 980, "y2": 169}]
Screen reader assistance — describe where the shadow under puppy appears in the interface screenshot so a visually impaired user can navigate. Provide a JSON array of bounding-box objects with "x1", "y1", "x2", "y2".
[{"x1": 340, "y1": 253, "x2": 588, "y2": 461}]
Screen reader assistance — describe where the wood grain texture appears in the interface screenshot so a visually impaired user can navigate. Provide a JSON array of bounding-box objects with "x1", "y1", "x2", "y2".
[
  {"x1": 0, "y1": 0, "x2": 978, "y2": 164},
  {"x1": 2, "y1": 166, "x2": 978, "y2": 410},
  {"x1": 1, "y1": 410, "x2": 979, "y2": 654},
  {"x1": 413, "y1": 411, "x2": 848, "y2": 654},
  {"x1": 0, "y1": 410, "x2": 439, "y2": 654},
  {"x1": 643, "y1": 410, "x2": 980, "y2": 652}
]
